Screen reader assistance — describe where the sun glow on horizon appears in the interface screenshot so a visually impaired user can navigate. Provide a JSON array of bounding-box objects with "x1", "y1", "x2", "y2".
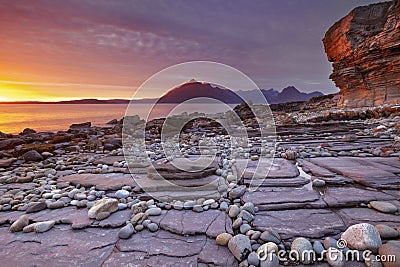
[{"x1": 0, "y1": 79, "x2": 138, "y2": 102}]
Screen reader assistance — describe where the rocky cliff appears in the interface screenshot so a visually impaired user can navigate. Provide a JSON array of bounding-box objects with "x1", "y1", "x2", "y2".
[{"x1": 323, "y1": 0, "x2": 400, "y2": 107}]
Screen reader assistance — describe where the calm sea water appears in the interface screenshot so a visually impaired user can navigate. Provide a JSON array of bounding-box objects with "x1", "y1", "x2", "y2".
[{"x1": 0, "y1": 103, "x2": 232, "y2": 134}]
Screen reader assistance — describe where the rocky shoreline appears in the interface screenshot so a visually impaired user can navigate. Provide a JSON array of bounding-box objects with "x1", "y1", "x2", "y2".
[{"x1": 0, "y1": 103, "x2": 399, "y2": 266}]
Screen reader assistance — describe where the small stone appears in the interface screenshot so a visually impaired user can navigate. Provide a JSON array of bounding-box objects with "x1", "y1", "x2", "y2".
[
  {"x1": 203, "y1": 199, "x2": 215, "y2": 206},
  {"x1": 42, "y1": 193, "x2": 54, "y2": 199},
  {"x1": 242, "y1": 202, "x2": 255, "y2": 215},
  {"x1": 147, "y1": 223, "x2": 158, "y2": 232},
  {"x1": 237, "y1": 210, "x2": 254, "y2": 222},
  {"x1": 250, "y1": 155, "x2": 259, "y2": 161},
  {"x1": 130, "y1": 212, "x2": 148, "y2": 225},
  {"x1": 210, "y1": 202, "x2": 219, "y2": 209},
  {"x1": 218, "y1": 184, "x2": 229, "y2": 192},
  {"x1": 313, "y1": 241, "x2": 324, "y2": 255},
  {"x1": 142, "y1": 219, "x2": 151, "y2": 227},
  {"x1": 229, "y1": 205, "x2": 240, "y2": 218},
  {"x1": 326, "y1": 247, "x2": 345, "y2": 267},
  {"x1": 323, "y1": 237, "x2": 338, "y2": 249},
  {"x1": 74, "y1": 193, "x2": 87, "y2": 200},
  {"x1": 260, "y1": 229, "x2": 281, "y2": 244},
  {"x1": 216, "y1": 233, "x2": 233, "y2": 246},
  {"x1": 135, "y1": 224, "x2": 144, "y2": 231},
  {"x1": 183, "y1": 200, "x2": 195, "y2": 209},
  {"x1": 86, "y1": 195, "x2": 96, "y2": 201},
  {"x1": 375, "y1": 224, "x2": 399, "y2": 239},
  {"x1": 259, "y1": 253, "x2": 279, "y2": 267},
  {"x1": 22, "y1": 150, "x2": 43, "y2": 162},
  {"x1": 232, "y1": 217, "x2": 243, "y2": 229},
  {"x1": 47, "y1": 200, "x2": 65, "y2": 209},
  {"x1": 257, "y1": 242, "x2": 279, "y2": 264},
  {"x1": 341, "y1": 223, "x2": 382, "y2": 253},
  {"x1": 118, "y1": 223, "x2": 135, "y2": 239},
  {"x1": 145, "y1": 207, "x2": 162, "y2": 216},
  {"x1": 34, "y1": 220, "x2": 55, "y2": 233},
  {"x1": 173, "y1": 201, "x2": 183, "y2": 210},
  {"x1": 68, "y1": 188, "x2": 80, "y2": 199},
  {"x1": 258, "y1": 242, "x2": 279, "y2": 255},
  {"x1": 22, "y1": 224, "x2": 35, "y2": 233},
  {"x1": 370, "y1": 201, "x2": 398, "y2": 214},
  {"x1": 10, "y1": 215, "x2": 29, "y2": 232},
  {"x1": 312, "y1": 179, "x2": 326, "y2": 187},
  {"x1": 118, "y1": 203, "x2": 128, "y2": 210},
  {"x1": 251, "y1": 231, "x2": 261, "y2": 241},
  {"x1": 229, "y1": 185, "x2": 246, "y2": 199},
  {"x1": 240, "y1": 224, "x2": 252, "y2": 234},
  {"x1": 291, "y1": 237, "x2": 314, "y2": 264},
  {"x1": 247, "y1": 252, "x2": 260, "y2": 266},
  {"x1": 115, "y1": 189, "x2": 130, "y2": 199},
  {"x1": 220, "y1": 202, "x2": 229, "y2": 211},
  {"x1": 88, "y1": 198, "x2": 118, "y2": 219},
  {"x1": 193, "y1": 205, "x2": 203, "y2": 212},
  {"x1": 228, "y1": 234, "x2": 251, "y2": 261},
  {"x1": 131, "y1": 201, "x2": 147, "y2": 214}
]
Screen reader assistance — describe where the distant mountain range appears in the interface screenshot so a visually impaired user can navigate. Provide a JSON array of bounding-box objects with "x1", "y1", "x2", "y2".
[
  {"x1": 1, "y1": 81, "x2": 323, "y2": 105},
  {"x1": 237, "y1": 86, "x2": 323, "y2": 104}
]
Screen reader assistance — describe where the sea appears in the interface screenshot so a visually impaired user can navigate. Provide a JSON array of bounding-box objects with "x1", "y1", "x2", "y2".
[{"x1": 0, "y1": 103, "x2": 233, "y2": 134}]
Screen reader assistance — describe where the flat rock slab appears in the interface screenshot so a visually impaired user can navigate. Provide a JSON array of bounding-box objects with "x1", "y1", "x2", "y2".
[
  {"x1": 244, "y1": 176, "x2": 309, "y2": 188},
  {"x1": 0, "y1": 211, "x2": 24, "y2": 225},
  {"x1": 94, "y1": 209, "x2": 131, "y2": 228},
  {"x1": 236, "y1": 158, "x2": 300, "y2": 179},
  {"x1": 323, "y1": 187, "x2": 396, "y2": 208},
  {"x1": 26, "y1": 206, "x2": 93, "y2": 228},
  {"x1": 59, "y1": 173, "x2": 135, "y2": 191},
  {"x1": 369, "y1": 157, "x2": 400, "y2": 170},
  {"x1": 139, "y1": 175, "x2": 221, "y2": 191},
  {"x1": 103, "y1": 251, "x2": 197, "y2": 267},
  {"x1": 338, "y1": 208, "x2": 400, "y2": 227},
  {"x1": 0, "y1": 224, "x2": 118, "y2": 267},
  {"x1": 117, "y1": 230, "x2": 237, "y2": 266},
  {"x1": 242, "y1": 187, "x2": 325, "y2": 211},
  {"x1": 253, "y1": 209, "x2": 346, "y2": 239},
  {"x1": 149, "y1": 157, "x2": 219, "y2": 180},
  {"x1": 93, "y1": 156, "x2": 125, "y2": 165},
  {"x1": 297, "y1": 158, "x2": 336, "y2": 177},
  {"x1": 310, "y1": 157, "x2": 400, "y2": 189},
  {"x1": 143, "y1": 190, "x2": 221, "y2": 202},
  {"x1": 150, "y1": 209, "x2": 233, "y2": 237}
]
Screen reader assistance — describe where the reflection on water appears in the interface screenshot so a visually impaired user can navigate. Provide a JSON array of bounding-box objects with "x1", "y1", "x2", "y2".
[{"x1": 0, "y1": 103, "x2": 233, "y2": 134}]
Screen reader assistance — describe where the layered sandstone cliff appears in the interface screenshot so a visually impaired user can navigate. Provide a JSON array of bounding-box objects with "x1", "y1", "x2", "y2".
[{"x1": 323, "y1": 0, "x2": 400, "y2": 107}]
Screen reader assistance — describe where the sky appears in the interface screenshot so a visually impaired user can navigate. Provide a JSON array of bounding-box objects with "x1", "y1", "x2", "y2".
[{"x1": 0, "y1": 0, "x2": 384, "y2": 101}]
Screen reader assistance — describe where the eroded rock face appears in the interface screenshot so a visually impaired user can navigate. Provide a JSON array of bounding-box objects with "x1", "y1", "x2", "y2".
[{"x1": 323, "y1": 1, "x2": 400, "y2": 107}]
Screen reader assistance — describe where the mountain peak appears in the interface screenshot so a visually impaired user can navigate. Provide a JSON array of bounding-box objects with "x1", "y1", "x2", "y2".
[
  {"x1": 281, "y1": 86, "x2": 299, "y2": 94},
  {"x1": 186, "y1": 78, "x2": 198, "y2": 84}
]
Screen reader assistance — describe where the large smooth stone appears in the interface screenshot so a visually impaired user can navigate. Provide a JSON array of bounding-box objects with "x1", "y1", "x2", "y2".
[
  {"x1": 341, "y1": 223, "x2": 382, "y2": 253},
  {"x1": 370, "y1": 201, "x2": 398, "y2": 214},
  {"x1": 379, "y1": 243, "x2": 400, "y2": 267},
  {"x1": 228, "y1": 234, "x2": 251, "y2": 261}
]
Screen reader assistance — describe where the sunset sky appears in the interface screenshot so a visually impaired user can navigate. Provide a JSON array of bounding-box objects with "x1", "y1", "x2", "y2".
[{"x1": 0, "y1": 0, "x2": 382, "y2": 101}]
